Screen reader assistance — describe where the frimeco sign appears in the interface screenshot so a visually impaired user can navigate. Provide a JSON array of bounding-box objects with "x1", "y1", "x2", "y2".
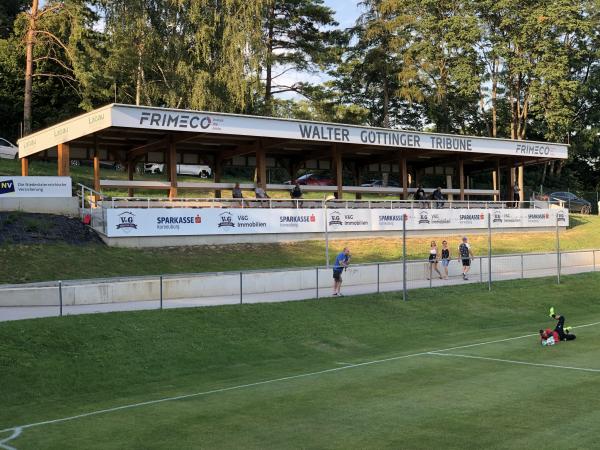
[{"x1": 18, "y1": 104, "x2": 569, "y2": 160}]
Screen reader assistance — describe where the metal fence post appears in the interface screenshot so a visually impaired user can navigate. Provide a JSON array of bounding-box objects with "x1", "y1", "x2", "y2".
[
  {"x1": 556, "y1": 215, "x2": 561, "y2": 284},
  {"x1": 479, "y1": 257, "x2": 482, "y2": 283},
  {"x1": 240, "y1": 272, "x2": 243, "y2": 304},
  {"x1": 377, "y1": 263, "x2": 380, "y2": 294},
  {"x1": 58, "y1": 280, "x2": 63, "y2": 317},
  {"x1": 429, "y1": 261, "x2": 432, "y2": 288},
  {"x1": 316, "y1": 267, "x2": 319, "y2": 299},
  {"x1": 487, "y1": 213, "x2": 492, "y2": 291},
  {"x1": 159, "y1": 275, "x2": 163, "y2": 310},
  {"x1": 324, "y1": 203, "x2": 329, "y2": 268},
  {"x1": 521, "y1": 254, "x2": 524, "y2": 279},
  {"x1": 403, "y1": 215, "x2": 407, "y2": 301}
]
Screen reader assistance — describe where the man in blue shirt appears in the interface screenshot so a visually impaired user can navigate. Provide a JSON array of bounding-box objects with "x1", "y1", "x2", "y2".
[{"x1": 332, "y1": 247, "x2": 351, "y2": 296}]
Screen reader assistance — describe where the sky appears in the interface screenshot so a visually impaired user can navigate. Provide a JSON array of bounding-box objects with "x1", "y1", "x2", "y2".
[{"x1": 326, "y1": 0, "x2": 361, "y2": 28}]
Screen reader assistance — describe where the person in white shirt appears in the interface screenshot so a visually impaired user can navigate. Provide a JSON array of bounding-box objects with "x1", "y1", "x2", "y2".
[{"x1": 428, "y1": 240, "x2": 443, "y2": 280}]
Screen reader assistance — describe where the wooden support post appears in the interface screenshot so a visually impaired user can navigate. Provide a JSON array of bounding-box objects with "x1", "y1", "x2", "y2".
[
  {"x1": 458, "y1": 159, "x2": 465, "y2": 201},
  {"x1": 127, "y1": 161, "x2": 135, "y2": 197},
  {"x1": 401, "y1": 157, "x2": 408, "y2": 200},
  {"x1": 256, "y1": 142, "x2": 267, "y2": 189},
  {"x1": 57, "y1": 142, "x2": 70, "y2": 176},
  {"x1": 168, "y1": 137, "x2": 177, "y2": 198},
  {"x1": 496, "y1": 159, "x2": 502, "y2": 201},
  {"x1": 492, "y1": 170, "x2": 498, "y2": 202},
  {"x1": 214, "y1": 154, "x2": 223, "y2": 198},
  {"x1": 446, "y1": 175, "x2": 453, "y2": 201},
  {"x1": 518, "y1": 164, "x2": 524, "y2": 203},
  {"x1": 93, "y1": 136, "x2": 100, "y2": 194},
  {"x1": 21, "y1": 157, "x2": 29, "y2": 176},
  {"x1": 332, "y1": 144, "x2": 343, "y2": 199},
  {"x1": 509, "y1": 165, "x2": 515, "y2": 205}
]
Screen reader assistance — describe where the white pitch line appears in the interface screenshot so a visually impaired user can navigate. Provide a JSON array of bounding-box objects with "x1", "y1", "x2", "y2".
[
  {"x1": 428, "y1": 352, "x2": 600, "y2": 373},
  {"x1": 1, "y1": 320, "x2": 599, "y2": 448},
  {"x1": 0, "y1": 427, "x2": 21, "y2": 450}
]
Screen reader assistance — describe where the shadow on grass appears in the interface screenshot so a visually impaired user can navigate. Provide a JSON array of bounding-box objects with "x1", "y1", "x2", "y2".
[{"x1": 568, "y1": 214, "x2": 592, "y2": 230}]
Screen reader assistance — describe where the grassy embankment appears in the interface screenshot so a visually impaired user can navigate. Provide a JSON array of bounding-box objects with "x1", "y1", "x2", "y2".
[{"x1": 0, "y1": 212, "x2": 598, "y2": 284}]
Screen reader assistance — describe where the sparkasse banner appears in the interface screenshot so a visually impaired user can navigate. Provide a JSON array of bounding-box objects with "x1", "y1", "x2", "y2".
[
  {"x1": 105, "y1": 207, "x2": 568, "y2": 237},
  {"x1": 0, "y1": 176, "x2": 72, "y2": 198}
]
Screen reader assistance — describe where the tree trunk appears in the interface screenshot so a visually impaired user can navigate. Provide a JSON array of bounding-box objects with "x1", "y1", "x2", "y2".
[
  {"x1": 135, "y1": 46, "x2": 143, "y2": 106},
  {"x1": 264, "y1": 3, "x2": 275, "y2": 116},
  {"x1": 23, "y1": 0, "x2": 39, "y2": 136},
  {"x1": 556, "y1": 160, "x2": 564, "y2": 177},
  {"x1": 382, "y1": 70, "x2": 390, "y2": 128},
  {"x1": 540, "y1": 161, "x2": 548, "y2": 188},
  {"x1": 491, "y1": 57, "x2": 498, "y2": 137},
  {"x1": 479, "y1": 85, "x2": 490, "y2": 136}
]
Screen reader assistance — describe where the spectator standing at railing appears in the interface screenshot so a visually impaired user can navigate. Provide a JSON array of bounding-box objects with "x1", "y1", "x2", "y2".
[
  {"x1": 432, "y1": 187, "x2": 445, "y2": 208},
  {"x1": 513, "y1": 181, "x2": 520, "y2": 208},
  {"x1": 332, "y1": 247, "x2": 350, "y2": 296},
  {"x1": 458, "y1": 236, "x2": 474, "y2": 280},
  {"x1": 232, "y1": 183, "x2": 243, "y2": 199}
]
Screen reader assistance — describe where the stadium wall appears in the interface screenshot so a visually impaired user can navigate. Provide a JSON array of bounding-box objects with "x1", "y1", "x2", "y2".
[{"x1": 0, "y1": 250, "x2": 594, "y2": 307}]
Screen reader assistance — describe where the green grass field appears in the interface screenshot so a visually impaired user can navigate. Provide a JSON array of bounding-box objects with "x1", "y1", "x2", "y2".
[{"x1": 2, "y1": 273, "x2": 600, "y2": 449}]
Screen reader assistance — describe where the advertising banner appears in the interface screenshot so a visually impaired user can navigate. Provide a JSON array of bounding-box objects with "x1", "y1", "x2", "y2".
[
  {"x1": 105, "y1": 207, "x2": 568, "y2": 238},
  {"x1": 0, "y1": 176, "x2": 72, "y2": 198}
]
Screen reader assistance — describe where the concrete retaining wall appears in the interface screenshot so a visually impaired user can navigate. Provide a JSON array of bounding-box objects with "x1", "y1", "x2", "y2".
[
  {"x1": 0, "y1": 250, "x2": 596, "y2": 307},
  {"x1": 0, "y1": 197, "x2": 79, "y2": 216},
  {"x1": 98, "y1": 227, "x2": 563, "y2": 248}
]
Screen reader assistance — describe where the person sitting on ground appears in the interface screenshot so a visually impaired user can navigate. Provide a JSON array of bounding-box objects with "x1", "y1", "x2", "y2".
[
  {"x1": 232, "y1": 183, "x2": 243, "y2": 199},
  {"x1": 432, "y1": 187, "x2": 445, "y2": 208},
  {"x1": 540, "y1": 307, "x2": 576, "y2": 345},
  {"x1": 254, "y1": 184, "x2": 269, "y2": 199}
]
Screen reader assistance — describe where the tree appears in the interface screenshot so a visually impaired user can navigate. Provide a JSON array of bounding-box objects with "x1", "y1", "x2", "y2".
[
  {"x1": 261, "y1": 0, "x2": 343, "y2": 115},
  {"x1": 187, "y1": 0, "x2": 265, "y2": 112},
  {"x1": 382, "y1": 0, "x2": 482, "y2": 133},
  {"x1": 327, "y1": 0, "x2": 423, "y2": 129},
  {"x1": 0, "y1": 0, "x2": 29, "y2": 38},
  {"x1": 19, "y1": 0, "x2": 103, "y2": 135}
]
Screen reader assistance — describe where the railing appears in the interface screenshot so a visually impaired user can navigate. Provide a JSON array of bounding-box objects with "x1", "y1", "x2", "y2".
[
  {"x1": 77, "y1": 183, "x2": 104, "y2": 217},
  {"x1": 1, "y1": 248, "x2": 596, "y2": 320},
  {"x1": 101, "y1": 196, "x2": 558, "y2": 210}
]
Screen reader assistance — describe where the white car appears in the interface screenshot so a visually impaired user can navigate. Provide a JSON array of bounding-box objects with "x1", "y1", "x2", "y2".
[
  {"x1": 144, "y1": 163, "x2": 212, "y2": 178},
  {"x1": 0, "y1": 137, "x2": 18, "y2": 159}
]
